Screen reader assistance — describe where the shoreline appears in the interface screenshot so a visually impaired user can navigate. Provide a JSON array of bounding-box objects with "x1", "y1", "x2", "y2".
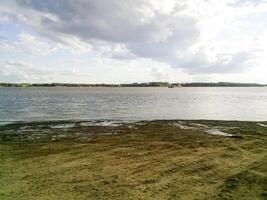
[
  {"x1": 1, "y1": 118, "x2": 267, "y2": 125},
  {"x1": 1, "y1": 86, "x2": 266, "y2": 88},
  {"x1": 1, "y1": 119, "x2": 267, "y2": 142},
  {"x1": 1, "y1": 120, "x2": 267, "y2": 199}
]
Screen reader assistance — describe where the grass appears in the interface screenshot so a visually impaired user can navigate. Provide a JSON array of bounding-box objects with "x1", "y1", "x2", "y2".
[{"x1": 0, "y1": 120, "x2": 267, "y2": 200}]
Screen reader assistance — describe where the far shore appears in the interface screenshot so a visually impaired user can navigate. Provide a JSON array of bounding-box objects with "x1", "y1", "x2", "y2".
[{"x1": 0, "y1": 82, "x2": 266, "y2": 88}]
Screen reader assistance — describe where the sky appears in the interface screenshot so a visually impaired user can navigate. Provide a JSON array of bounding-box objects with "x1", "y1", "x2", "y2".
[{"x1": 0, "y1": 0, "x2": 267, "y2": 84}]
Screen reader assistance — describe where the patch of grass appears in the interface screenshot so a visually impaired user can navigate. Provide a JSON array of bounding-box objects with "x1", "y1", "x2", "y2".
[{"x1": 0, "y1": 120, "x2": 266, "y2": 199}]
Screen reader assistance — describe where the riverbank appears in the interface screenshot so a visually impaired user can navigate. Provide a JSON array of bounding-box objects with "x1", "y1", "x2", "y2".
[{"x1": 0, "y1": 120, "x2": 267, "y2": 200}]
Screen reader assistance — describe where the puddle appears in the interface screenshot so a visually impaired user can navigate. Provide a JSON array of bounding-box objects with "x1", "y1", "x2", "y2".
[
  {"x1": 80, "y1": 122, "x2": 96, "y2": 126},
  {"x1": 128, "y1": 125, "x2": 138, "y2": 129},
  {"x1": 190, "y1": 123, "x2": 209, "y2": 128},
  {"x1": 171, "y1": 122, "x2": 195, "y2": 130},
  {"x1": 204, "y1": 129, "x2": 233, "y2": 137},
  {"x1": 0, "y1": 122, "x2": 14, "y2": 126},
  {"x1": 257, "y1": 123, "x2": 267, "y2": 128},
  {"x1": 135, "y1": 122, "x2": 147, "y2": 125},
  {"x1": 80, "y1": 121, "x2": 122, "y2": 127},
  {"x1": 58, "y1": 134, "x2": 68, "y2": 138},
  {"x1": 50, "y1": 124, "x2": 75, "y2": 129},
  {"x1": 19, "y1": 129, "x2": 38, "y2": 132},
  {"x1": 171, "y1": 122, "x2": 235, "y2": 137},
  {"x1": 213, "y1": 126, "x2": 239, "y2": 130},
  {"x1": 102, "y1": 132, "x2": 118, "y2": 136}
]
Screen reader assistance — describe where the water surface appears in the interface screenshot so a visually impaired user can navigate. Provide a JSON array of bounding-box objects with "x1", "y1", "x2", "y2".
[{"x1": 0, "y1": 87, "x2": 266, "y2": 122}]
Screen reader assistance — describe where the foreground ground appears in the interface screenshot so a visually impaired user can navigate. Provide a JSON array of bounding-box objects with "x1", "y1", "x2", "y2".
[{"x1": 0, "y1": 120, "x2": 267, "y2": 200}]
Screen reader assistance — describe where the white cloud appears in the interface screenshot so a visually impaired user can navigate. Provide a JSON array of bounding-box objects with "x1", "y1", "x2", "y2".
[
  {"x1": 0, "y1": 60, "x2": 48, "y2": 82},
  {"x1": 16, "y1": 33, "x2": 57, "y2": 55},
  {"x1": 0, "y1": 0, "x2": 267, "y2": 83},
  {"x1": 0, "y1": 0, "x2": 199, "y2": 62}
]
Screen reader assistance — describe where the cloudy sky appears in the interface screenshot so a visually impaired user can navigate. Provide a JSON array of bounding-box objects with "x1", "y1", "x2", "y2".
[{"x1": 0, "y1": 0, "x2": 267, "y2": 83}]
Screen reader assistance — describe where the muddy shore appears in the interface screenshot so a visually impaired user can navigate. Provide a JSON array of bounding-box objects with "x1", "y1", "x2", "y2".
[{"x1": 0, "y1": 120, "x2": 267, "y2": 200}]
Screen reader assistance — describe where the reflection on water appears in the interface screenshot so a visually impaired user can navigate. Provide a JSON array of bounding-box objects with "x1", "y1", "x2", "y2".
[{"x1": 0, "y1": 87, "x2": 266, "y2": 122}]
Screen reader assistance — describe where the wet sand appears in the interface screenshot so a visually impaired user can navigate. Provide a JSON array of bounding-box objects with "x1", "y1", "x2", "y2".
[{"x1": 0, "y1": 120, "x2": 267, "y2": 200}]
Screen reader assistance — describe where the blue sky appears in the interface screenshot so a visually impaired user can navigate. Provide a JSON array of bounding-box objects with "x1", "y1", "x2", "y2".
[{"x1": 0, "y1": 0, "x2": 267, "y2": 83}]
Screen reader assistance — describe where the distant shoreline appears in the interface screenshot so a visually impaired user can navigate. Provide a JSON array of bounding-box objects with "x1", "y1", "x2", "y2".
[{"x1": 0, "y1": 82, "x2": 266, "y2": 88}]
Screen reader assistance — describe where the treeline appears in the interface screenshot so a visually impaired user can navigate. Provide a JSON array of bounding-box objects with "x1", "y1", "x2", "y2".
[
  {"x1": 0, "y1": 83, "x2": 118, "y2": 87},
  {"x1": 0, "y1": 82, "x2": 266, "y2": 87},
  {"x1": 180, "y1": 82, "x2": 265, "y2": 87},
  {"x1": 0, "y1": 82, "x2": 170, "y2": 87},
  {"x1": 120, "y1": 82, "x2": 170, "y2": 87}
]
